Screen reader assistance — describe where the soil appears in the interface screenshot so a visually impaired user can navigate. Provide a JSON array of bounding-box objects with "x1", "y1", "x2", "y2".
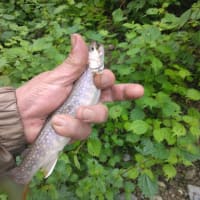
[
  {"x1": 157, "y1": 161, "x2": 200, "y2": 200},
  {"x1": 136, "y1": 161, "x2": 200, "y2": 200}
]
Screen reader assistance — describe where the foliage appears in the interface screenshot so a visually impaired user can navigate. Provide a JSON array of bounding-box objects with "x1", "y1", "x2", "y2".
[{"x1": 0, "y1": 0, "x2": 200, "y2": 199}]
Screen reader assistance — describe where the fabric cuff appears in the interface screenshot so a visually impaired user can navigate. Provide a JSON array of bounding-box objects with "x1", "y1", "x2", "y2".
[{"x1": 0, "y1": 87, "x2": 26, "y2": 172}]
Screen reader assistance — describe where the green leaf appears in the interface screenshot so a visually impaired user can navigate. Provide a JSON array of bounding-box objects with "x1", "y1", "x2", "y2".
[
  {"x1": 178, "y1": 9, "x2": 191, "y2": 28},
  {"x1": 0, "y1": 58, "x2": 7, "y2": 69},
  {"x1": 53, "y1": 5, "x2": 67, "y2": 14},
  {"x1": 112, "y1": 8, "x2": 125, "y2": 23},
  {"x1": 183, "y1": 115, "x2": 199, "y2": 126},
  {"x1": 0, "y1": 194, "x2": 8, "y2": 200},
  {"x1": 163, "y1": 164, "x2": 177, "y2": 179},
  {"x1": 3, "y1": 14, "x2": 15, "y2": 20},
  {"x1": 150, "y1": 56, "x2": 163, "y2": 74},
  {"x1": 142, "y1": 25, "x2": 161, "y2": 41},
  {"x1": 87, "y1": 138, "x2": 102, "y2": 157},
  {"x1": 153, "y1": 128, "x2": 165, "y2": 142},
  {"x1": 130, "y1": 106, "x2": 145, "y2": 120},
  {"x1": 153, "y1": 143, "x2": 169, "y2": 160},
  {"x1": 186, "y1": 89, "x2": 200, "y2": 101},
  {"x1": 125, "y1": 120, "x2": 148, "y2": 135},
  {"x1": 164, "y1": 130, "x2": 176, "y2": 145},
  {"x1": 188, "y1": 108, "x2": 200, "y2": 118},
  {"x1": 109, "y1": 105, "x2": 123, "y2": 119},
  {"x1": 138, "y1": 173, "x2": 158, "y2": 198},
  {"x1": 190, "y1": 127, "x2": 200, "y2": 137},
  {"x1": 178, "y1": 68, "x2": 191, "y2": 79},
  {"x1": 0, "y1": 76, "x2": 10, "y2": 87},
  {"x1": 31, "y1": 37, "x2": 53, "y2": 52},
  {"x1": 73, "y1": 155, "x2": 80, "y2": 169},
  {"x1": 85, "y1": 31, "x2": 103, "y2": 42},
  {"x1": 172, "y1": 122, "x2": 186, "y2": 137},
  {"x1": 167, "y1": 148, "x2": 178, "y2": 164},
  {"x1": 146, "y1": 8, "x2": 159, "y2": 15},
  {"x1": 125, "y1": 168, "x2": 139, "y2": 180}
]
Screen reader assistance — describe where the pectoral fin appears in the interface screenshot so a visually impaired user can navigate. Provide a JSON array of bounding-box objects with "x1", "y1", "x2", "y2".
[{"x1": 42, "y1": 156, "x2": 58, "y2": 178}]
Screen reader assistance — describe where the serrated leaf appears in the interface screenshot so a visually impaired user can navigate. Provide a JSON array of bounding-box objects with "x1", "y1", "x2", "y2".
[
  {"x1": 183, "y1": 115, "x2": 199, "y2": 126},
  {"x1": 162, "y1": 101, "x2": 180, "y2": 117},
  {"x1": 188, "y1": 108, "x2": 200, "y2": 118},
  {"x1": 31, "y1": 37, "x2": 52, "y2": 52},
  {"x1": 53, "y1": 5, "x2": 67, "y2": 14},
  {"x1": 167, "y1": 148, "x2": 178, "y2": 164},
  {"x1": 150, "y1": 56, "x2": 163, "y2": 74},
  {"x1": 125, "y1": 168, "x2": 139, "y2": 180},
  {"x1": 163, "y1": 164, "x2": 176, "y2": 179},
  {"x1": 128, "y1": 120, "x2": 148, "y2": 135},
  {"x1": 186, "y1": 89, "x2": 200, "y2": 101},
  {"x1": 0, "y1": 58, "x2": 8, "y2": 69},
  {"x1": 138, "y1": 174, "x2": 158, "y2": 198},
  {"x1": 136, "y1": 139, "x2": 154, "y2": 156},
  {"x1": 178, "y1": 9, "x2": 191, "y2": 28},
  {"x1": 143, "y1": 169, "x2": 154, "y2": 180},
  {"x1": 146, "y1": 8, "x2": 159, "y2": 15},
  {"x1": 143, "y1": 97, "x2": 158, "y2": 109},
  {"x1": 112, "y1": 8, "x2": 125, "y2": 23},
  {"x1": 109, "y1": 105, "x2": 123, "y2": 119},
  {"x1": 153, "y1": 128, "x2": 165, "y2": 142},
  {"x1": 73, "y1": 155, "x2": 80, "y2": 169},
  {"x1": 172, "y1": 122, "x2": 186, "y2": 136},
  {"x1": 130, "y1": 106, "x2": 145, "y2": 120},
  {"x1": 178, "y1": 68, "x2": 191, "y2": 79},
  {"x1": 190, "y1": 126, "x2": 200, "y2": 137},
  {"x1": 0, "y1": 75, "x2": 10, "y2": 86},
  {"x1": 85, "y1": 31, "x2": 103, "y2": 42},
  {"x1": 164, "y1": 130, "x2": 176, "y2": 145},
  {"x1": 87, "y1": 138, "x2": 102, "y2": 157},
  {"x1": 127, "y1": 48, "x2": 140, "y2": 56}
]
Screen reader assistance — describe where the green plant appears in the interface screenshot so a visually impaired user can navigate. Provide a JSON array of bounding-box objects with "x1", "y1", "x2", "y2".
[{"x1": 0, "y1": 0, "x2": 199, "y2": 199}]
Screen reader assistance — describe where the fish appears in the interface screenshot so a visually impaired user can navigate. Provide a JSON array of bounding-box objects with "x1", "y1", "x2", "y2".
[{"x1": 8, "y1": 42, "x2": 104, "y2": 185}]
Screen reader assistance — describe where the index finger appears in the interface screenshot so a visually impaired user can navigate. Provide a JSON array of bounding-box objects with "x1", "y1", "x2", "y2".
[{"x1": 100, "y1": 84, "x2": 144, "y2": 102}]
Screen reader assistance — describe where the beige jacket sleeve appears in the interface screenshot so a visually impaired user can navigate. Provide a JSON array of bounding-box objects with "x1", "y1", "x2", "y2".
[{"x1": 0, "y1": 87, "x2": 26, "y2": 174}]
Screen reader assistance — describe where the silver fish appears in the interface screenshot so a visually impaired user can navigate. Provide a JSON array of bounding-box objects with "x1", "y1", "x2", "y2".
[{"x1": 9, "y1": 42, "x2": 104, "y2": 185}]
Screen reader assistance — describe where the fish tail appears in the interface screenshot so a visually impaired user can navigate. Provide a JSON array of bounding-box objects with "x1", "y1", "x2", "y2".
[{"x1": 0, "y1": 174, "x2": 28, "y2": 200}]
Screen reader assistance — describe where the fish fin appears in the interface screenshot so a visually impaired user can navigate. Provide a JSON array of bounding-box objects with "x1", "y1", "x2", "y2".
[
  {"x1": 42, "y1": 156, "x2": 58, "y2": 178},
  {"x1": 23, "y1": 184, "x2": 29, "y2": 200}
]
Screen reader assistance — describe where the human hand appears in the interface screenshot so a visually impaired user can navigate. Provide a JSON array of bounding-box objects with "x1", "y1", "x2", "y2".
[{"x1": 16, "y1": 34, "x2": 144, "y2": 143}]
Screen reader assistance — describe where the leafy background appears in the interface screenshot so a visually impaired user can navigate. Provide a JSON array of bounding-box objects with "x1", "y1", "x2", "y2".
[{"x1": 0, "y1": 0, "x2": 200, "y2": 199}]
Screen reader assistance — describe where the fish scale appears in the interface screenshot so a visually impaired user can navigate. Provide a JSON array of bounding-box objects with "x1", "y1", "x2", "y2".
[{"x1": 9, "y1": 42, "x2": 104, "y2": 185}]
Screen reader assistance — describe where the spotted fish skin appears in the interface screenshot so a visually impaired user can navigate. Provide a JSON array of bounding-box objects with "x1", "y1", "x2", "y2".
[{"x1": 9, "y1": 43, "x2": 104, "y2": 185}]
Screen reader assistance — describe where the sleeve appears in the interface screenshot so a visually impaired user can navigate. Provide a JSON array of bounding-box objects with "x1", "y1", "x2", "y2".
[{"x1": 0, "y1": 87, "x2": 26, "y2": 173}]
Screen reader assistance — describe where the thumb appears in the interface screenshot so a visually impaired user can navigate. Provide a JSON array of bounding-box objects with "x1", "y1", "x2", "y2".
[{"x1": 47, "y1": 34, "x2": 88, "y2": 86}]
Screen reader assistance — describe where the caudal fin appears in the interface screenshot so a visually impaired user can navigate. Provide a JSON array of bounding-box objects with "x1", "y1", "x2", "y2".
[{"x1": 0, "y1": 175, "x2": 27, "y2": 200}]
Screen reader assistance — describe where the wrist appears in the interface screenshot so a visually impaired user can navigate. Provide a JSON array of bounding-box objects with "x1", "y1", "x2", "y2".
[{"x1": 16, "y1": 87, "x2": 42, "y2": 143}]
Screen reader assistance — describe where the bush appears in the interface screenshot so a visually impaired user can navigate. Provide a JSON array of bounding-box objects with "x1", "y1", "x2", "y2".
[{"x1": 0, "y1": 0, "x2": 199, "y2": 199}]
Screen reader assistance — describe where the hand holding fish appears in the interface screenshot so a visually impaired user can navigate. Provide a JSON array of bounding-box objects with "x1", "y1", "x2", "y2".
[{"x1": 16, "y1": 34, "x2": 144, "y2": 144}]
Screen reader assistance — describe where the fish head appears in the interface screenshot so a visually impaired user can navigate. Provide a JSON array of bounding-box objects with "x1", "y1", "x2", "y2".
[{"x1": 88, "y1": 42, "x2": 104, "y2": 73}]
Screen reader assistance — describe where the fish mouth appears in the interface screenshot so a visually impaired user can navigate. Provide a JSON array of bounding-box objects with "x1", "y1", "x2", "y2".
[
  {"x1": 88, "y1": 42, "x2": 104, "y2": 53},
  {"x1": 88, "y1": 42, "x2": 104, "y2": 73}
]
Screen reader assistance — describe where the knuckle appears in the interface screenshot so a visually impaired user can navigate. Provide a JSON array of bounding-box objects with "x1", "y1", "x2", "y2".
[
  {"x1": 64, "y1": 53, "x2": 86, "y2": 69},
  {"x1": 98, "y1": 104, "x2": 108, "y2": 122},
  {"x1": 79, "y1": 125, "x2": 91, "y2": 140}
]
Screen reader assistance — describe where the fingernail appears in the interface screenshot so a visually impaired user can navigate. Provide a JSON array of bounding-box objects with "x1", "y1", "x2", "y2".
[
  {"x1": 52, "y1": 115, "x2": 66, "y2": 126},
  {"x1": 82, "y1": 108, "x2": 95, "y2": 121},
  {"x1": 71, "y1": 34, "x2": 78, "y2": 49}
]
